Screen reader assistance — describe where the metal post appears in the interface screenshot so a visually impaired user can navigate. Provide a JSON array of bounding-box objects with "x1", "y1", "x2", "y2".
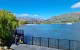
[
  {"x1": 39, "y1": 37, "x2": 41, "y2": 46},
  {"x1": 58, "y1": 39, "x2": 59, "y2": 49},
  {"x1": 32, "y1": 36, "x2": 33, "y2": 45},
  {"x1": 48, "y1": 38, "x2": 50, "y2": 47},
  {"x1": 69, "y1": 40, "x2": 70, "y2": 50},
  {"x1": 26, "y1": 36, "x2": 27, "y2": 44},
  {"x1": 22, "y1": 30, "x2": 24, "y2": 43}
]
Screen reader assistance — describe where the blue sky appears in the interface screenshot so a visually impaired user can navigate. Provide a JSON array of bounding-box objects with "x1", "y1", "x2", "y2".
[{"x1": 0, "y1": 0, "x2": 80, "y2": 19}]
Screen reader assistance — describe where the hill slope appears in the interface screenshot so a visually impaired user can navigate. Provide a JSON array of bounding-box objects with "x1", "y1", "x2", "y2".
[
  {"x1": 17, "y1": 17, "x2": 45, "y2": 22},
  {"x1": 47, "y1": 12, "x2": 80, "y2": 23},
  {"x1": 16, "y1": 12, "x2": 80, "y2": 24}
]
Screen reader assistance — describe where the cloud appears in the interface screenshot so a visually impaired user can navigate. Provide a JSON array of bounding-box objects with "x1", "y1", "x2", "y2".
[
  {"x1": 14, "y1": 13, "x2": 46, "y2": 19},
  {"x1": 34, "y1": 14, "x2": 38, "y2": 16},
  {"x1": 71, "y1": 2, "x2": 80, "y2": 8},
  {"x1": 14, "y1": 13, "x2": 29, "y2": 17},
  {"x1": 14, "y1": 13, "x2": 39, "y2": 18}
]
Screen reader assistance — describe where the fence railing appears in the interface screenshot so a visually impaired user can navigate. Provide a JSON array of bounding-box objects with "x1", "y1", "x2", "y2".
[
  {"x1": 11, "y1": 30, "x2": 80, "y2": 50},
  {"x1": 24, "y1": 36, "x2": 80, "y2": 50}
]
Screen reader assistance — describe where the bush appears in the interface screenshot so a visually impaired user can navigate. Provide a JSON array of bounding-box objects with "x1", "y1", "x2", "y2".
[{"x1": 0, "y1": 10, "x2": 18, "y2": 46}]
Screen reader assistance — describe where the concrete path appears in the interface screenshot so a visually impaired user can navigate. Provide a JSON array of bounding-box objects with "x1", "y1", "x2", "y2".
[{"x1": 10, "y1": 44, "x2": 63, "y2": 50}]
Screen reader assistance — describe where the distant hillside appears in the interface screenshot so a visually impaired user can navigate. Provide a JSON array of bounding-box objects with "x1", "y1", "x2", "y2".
[
  {"x1": 47, "y1": 12, "x2": 80, "y2": 23},
  {"x1": 16, "y1": 12, "x2": 80, "y2": 24},
  {"x1": 16, "y1": 17, "x2": 45, "y2": 22},
  {"x1": 16, "y1": 17, "x2": 45, "y2": 24}
]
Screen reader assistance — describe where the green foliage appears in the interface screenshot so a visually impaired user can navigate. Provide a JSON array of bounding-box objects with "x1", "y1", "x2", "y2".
[
  {"x1": 0, "y1": 10, "x2": 18, "y2": 41},
  {"x1": 19, "y1": 20, "x2": 26, "y2": 25}
]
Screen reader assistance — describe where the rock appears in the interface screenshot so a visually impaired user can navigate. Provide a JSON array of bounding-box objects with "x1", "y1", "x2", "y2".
[
  {"x1": 10, "y1": 44, "x2": 18, "y2": 49},
  {"x1": 0, "y1": 46, "x2": 2, "y2": 50},
  {"x1": 4, "y1": 46, "x2": 8, "y2": 49}
]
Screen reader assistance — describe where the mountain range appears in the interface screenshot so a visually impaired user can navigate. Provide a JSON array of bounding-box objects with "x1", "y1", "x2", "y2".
[
  {"x1": 16, "y1": 17, "x2": 45, "y2": 22},
  {"x1": 16, "y1": 12, "x2": 80, "y2": 23},
  {"x1": 47, "y1": 12, "x2": 80, "y2": 23}
]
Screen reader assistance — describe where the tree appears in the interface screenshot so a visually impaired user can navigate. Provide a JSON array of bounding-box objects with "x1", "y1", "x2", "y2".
[
  {"x1": 18, "y1": 20, "x2": 26, "y2": 26},
  {"x1": 0, "y1": 10, "x2": 18, "y2": 45}
]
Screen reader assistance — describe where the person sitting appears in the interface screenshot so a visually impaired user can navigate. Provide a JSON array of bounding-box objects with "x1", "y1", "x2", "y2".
[
  {"x1": 19, "y1": 36, "x2": 23, "y2": 44},
  {"x1": 15, "y1": 35, "x2": 19, "y2": 45}
]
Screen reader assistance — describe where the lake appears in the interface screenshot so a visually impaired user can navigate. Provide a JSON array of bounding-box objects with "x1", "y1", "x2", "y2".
[{"x1": 17, "y1": 23, "x2": 80, "y2": 41}]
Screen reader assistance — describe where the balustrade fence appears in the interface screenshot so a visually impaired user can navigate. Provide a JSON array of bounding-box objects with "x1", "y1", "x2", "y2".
[
  {"x1": 11, "y1": 30, "x2": 80, "y2": 50},
  {"x1": 24, "y1": 36, "x2": 80, "y2": 50}
]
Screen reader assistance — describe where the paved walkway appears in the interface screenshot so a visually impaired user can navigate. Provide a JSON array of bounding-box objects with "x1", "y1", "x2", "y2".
[{"x1": 10, "y1": 44, "x2": 62, "y2": 50}]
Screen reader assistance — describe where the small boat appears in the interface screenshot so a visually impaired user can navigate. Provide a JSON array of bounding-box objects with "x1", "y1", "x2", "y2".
[{"x1": 66, "y1": 23, "x2": 72, "y2": 25}]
